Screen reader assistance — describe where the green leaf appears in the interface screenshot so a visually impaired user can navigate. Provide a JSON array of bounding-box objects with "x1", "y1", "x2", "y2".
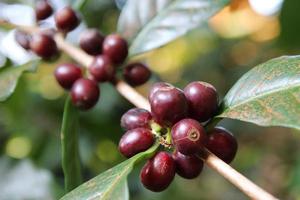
[
  {"x1": 61, "y1": 97, "x2": 82, "y2": 192},
  {"x1": 0, "y1": 60, "x2": 38, "y2": 102},
  {"x1": 218, "y1": 55, "x2": 300, "y2": 130},
  {"x1": 60, "y1": 143, "x2": 159, "y2": 200},
  {"x1": 118, "y1": 0, "x2": 229, "y2": 56}
]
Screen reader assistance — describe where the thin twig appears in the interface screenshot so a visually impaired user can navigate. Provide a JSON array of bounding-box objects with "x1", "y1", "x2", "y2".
[{"x1": 9, "y1": 22, "x2": 278, "y2": 200}]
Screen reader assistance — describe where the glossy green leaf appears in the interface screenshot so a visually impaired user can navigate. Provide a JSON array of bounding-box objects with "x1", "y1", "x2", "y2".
[
  {"x1": 218, "y1": 56, "x2": 300, "y2": 130},
  {"x1": 61, "y1": 97, "x2": 82, "y2": 192},
  {"x1": 60, "y1": 143, "x2": 159, "y2": 200},
  {"x1": 118, "y1": 0, "x2": 229, "y2": 56},
  {"x1": 0, "y1": 60, "x2": 38, "y2": 102}
]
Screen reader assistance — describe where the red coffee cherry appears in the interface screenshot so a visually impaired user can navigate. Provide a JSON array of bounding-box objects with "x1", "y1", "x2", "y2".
[
  {"x1": 79, "y1": 29, "x2": 104, "y2": 55},
  {"x1": 35, "y1": 0, "x2": 53, "y2": 21},
  {"x1": 149, "y1": 84, "x2": 188, "y2": 126},
  {"x1": 88, "y1": 55, "x2": 115, "y2": 82},
  {"x1": 148, "y1": 82, "x2": 172, "y2": 101},
  {"x1": 15, "y1": 30, "x2": 31, "y2": 50},
  {"x1": 102, "y1": 34, "x2": 128, "y2": 65},
  {"x1": 120, "y1": 108, "x2": 152, "y2": 130},
  {"x1": 71, "y1": 78, "x2": 100, "y2": 110},
  {"x1": 184, "y1": 81, "x2": 218, "y2": 122},
  {"x1": 55, "y1": 6, "x2": 80, "y2": 32},
  {"x1": 140, "y1": 152, "x2": 175, "y2": 192},
  {"x1": 30, "y1": 33, "x2": 58, "y2": 59},
  {"x1": 206, "y1": 127, "x2": 238, "y2": 163},
  {"x1": 172, "y1": 150, "x2": 203, "y2": 179},
  {"x1": 54, "y1": 63, "x2": 82, "y2": 90},
  {"x1": 119, "y1": 128, "x2": 154, "y2": 158},
  {"x1": 171, "y1": 118, "x2": 207, "y2": 155},
  {"x1": 123, "y1": 63, "x2": 151, "y2": 86}
]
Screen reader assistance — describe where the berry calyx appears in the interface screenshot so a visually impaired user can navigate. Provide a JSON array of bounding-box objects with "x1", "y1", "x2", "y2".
[
  {"x1": 15, "y1": 30, "x2": 31, "y2": 50},
  {"x1": 171, "y1": 118, "x2": 207, "y2": 155},
  {"x1": 120, "y1": 108, "x2": 152, "y2": 130},
  {"x1": 88, "y1": 55, "x2": 115, "y2": 82},
  {"x1": 55, "y1": 6, "x2": 80, "y2": 32},
  {"x1": 102, "y1": 34, "x2": 128, "y2": 65},
  {"x1": 149, "y1": 84, "x2": 188, "y2": 125},
  {"x1": 119, "y1": 128, "x2": 154, "y2": 158},
  {"x1": 79, "y1": 29, "x2": 104, "y2": 55},
  {"x1": 123, "y1": 63, "x2": 151, "y2": 86},
  {"x1": 184, "y1": 81, "x2": 219, "y2": 122},
  {"x1": 54, "y1": 63, "x2": 82, "y2": 90},
  {"x1": 140, "y1": 152, "x2": 175, "y2": 192},
  {"x1": 206, "y1": 127, "x2": 238, "y2": 163},
  {"x1": 71, "y1": 78, "x2": 100, "y2": 110},
  {"x1": 173, "y1": 150, "x2": 203, "y2": 179},
  {"x1": 30, "y1": 33, "x2": 58, "y2": 59},
  {"x1": 35, "y1": 0, "x2": 53, "y2": 21}
]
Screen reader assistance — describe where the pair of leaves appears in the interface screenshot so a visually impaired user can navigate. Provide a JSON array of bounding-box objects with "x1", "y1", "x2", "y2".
[
  {"x1": 118, "y1": 0, "x2": 230, "y2": 56},
  {"x1": 0, "y1": 60, "x2": 38, "y2": 102},
  {"x1": 60, "y1": 143, "x2": 159, "y2": 200}
]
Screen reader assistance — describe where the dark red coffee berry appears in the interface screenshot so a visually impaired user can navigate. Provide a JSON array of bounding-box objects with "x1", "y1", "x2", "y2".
[
  {"x1": 88, "y1": 55, "x2": 115, "y2": 82},
  {"x1": 55, "y1": 6, "x2": 80, "y2": 32},
  {"x1": 171, "y1": 118, "x2": 207, "y2": 155},
  {"x1": 35, "y1": 0, "x2": 53, "y2": 21},
  {"x1": 30, "y1": 33, "x2": 58, "y2": 59},
  {"x1": 79, "y1": 29, "x2": 104, "y2": 55},
  {"x1": 140, "y1": 152, "x2": 175, "y2": 192},
  {"x1": 123, "y1": 63, "x2": 151, "y2": 86},
  {"x1": 119, "y1": 128, "x2": 154, "y2": 158},
  {"x1": 54, "y1": 63, "x2": 82, "y2": 89},
  {"x1": 102, "y1": 34, "x2": 128, "y2": 65},
  {"x1": 121, "y1": 108, "x2": 152, "y2": 130},
  {"x1": 172, "y1": 150, "x2": 203, "y2": 179},
  {"x1": 148, "y1": 82, "x2": 172, "y2": 101},
  {"x1": 184, "y1": 81, "x2": 218, "y2": 122},
  {"x1": 206, "y1": 127, "x2": 238, "y2": 163},
  {"x1": 15, "y1": 30, "x2": 31, "y2": 50},
  {"x1": 71, "y1": 78, "x2": 100, "y2": 110},
  {"x1": 150, "y1": 84, "x2": 188, "y2": 125}
]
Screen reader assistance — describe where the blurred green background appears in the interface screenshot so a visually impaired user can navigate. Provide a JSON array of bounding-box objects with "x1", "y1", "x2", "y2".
[{"x1": 0, "y1": 0, "x2": 300, "y2": 199}]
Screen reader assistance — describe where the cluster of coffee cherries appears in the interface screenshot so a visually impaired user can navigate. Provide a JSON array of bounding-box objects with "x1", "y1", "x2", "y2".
[
  {"x1": 14, "y1": 0, "x2": 151, "y2": 110},
  {"x1": 118, "y1": 81, "x2": 238, "y2": 192}
]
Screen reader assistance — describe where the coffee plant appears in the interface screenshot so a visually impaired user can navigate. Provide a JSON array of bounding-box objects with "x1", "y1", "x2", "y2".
[{"x1": 0, "y1": 0, "x2": 299, "y2": 199}]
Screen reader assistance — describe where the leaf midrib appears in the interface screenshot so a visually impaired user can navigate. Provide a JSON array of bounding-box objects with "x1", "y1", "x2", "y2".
[
  {"x1": 221, "y1": 81, "x2": 300, "y2": 114},
  {"x1": 97, "y1": 160, "x2": 133, "y2": 200}
]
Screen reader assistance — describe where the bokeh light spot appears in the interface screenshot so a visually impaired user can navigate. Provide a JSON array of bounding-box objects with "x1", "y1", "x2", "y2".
[{"x1": 5, "y1": 136, "x2": 32, "y2": 159}]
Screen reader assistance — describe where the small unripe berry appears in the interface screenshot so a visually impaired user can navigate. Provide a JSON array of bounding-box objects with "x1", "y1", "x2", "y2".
[
  {"x1": 102, "y1": 34, "x2": 128, "y2": 65},
  {"x1": 172, "y1": 150, "x2": 203, "y2": 179},
  {"x1": 79, "y1": 29, "x2": 104, "y2": 55},
  {"x1": 184, "y1": 81, "x2": 218, "y2": 122},
  {"x1": 55, "y1": 6, "x2": 80, "y2": 32},
  {"x1": 123, "y1": 63, "x2": 151, "y2": 86},
  {"x1": 119, "y1": 128, "x2": 154, "y2": 158},
  {"x1": 120, "y1": 108, "x2": 152, "y2": 130},
  {"x1": 206, "y1": 127, "x2": 238, "y2": 163},
  {"x1": 150, "y1": 84, "x2": 188, "y2": 125},
  {"x1": 171, "y1": 118, "x2": 207, "y2": 155},
  {"x1": 148, "y1": 82, "x2": 172, "y2": 101},
  {"x1": 30, "y1": 33, "x2": 58, "y2": 59},
  {"x1": 54, "y1": 63, "x2": 82, "y2": 89},
  {"x1": 88, "y1": 55, "x2": 115, "y2": 82},
  {"x1": 15, "y1": 30, "x2": 31, "y2": 50},
  {"x1": 35, "y1": 0, "x2": 53, "y2": 21},
  {"x1": 140, "y1": 152, "x2": 175, "y2": 192},
  {"x1": 71, "y1": 78, "x2": 100, "y2": 110}
]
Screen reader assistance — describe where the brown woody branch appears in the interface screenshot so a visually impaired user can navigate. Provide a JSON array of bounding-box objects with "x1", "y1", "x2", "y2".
[{"x1": 8, "y1": 22, "x2": 278, "y2": 200}]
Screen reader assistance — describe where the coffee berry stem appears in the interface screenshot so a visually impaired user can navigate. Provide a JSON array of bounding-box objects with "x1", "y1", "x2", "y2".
[
  {"x1": 7, "y1": 21, "x2": 278, "y2": 200},
  {"x1": 199, "y1": 149, "x2": 278, "y2": 200}
]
